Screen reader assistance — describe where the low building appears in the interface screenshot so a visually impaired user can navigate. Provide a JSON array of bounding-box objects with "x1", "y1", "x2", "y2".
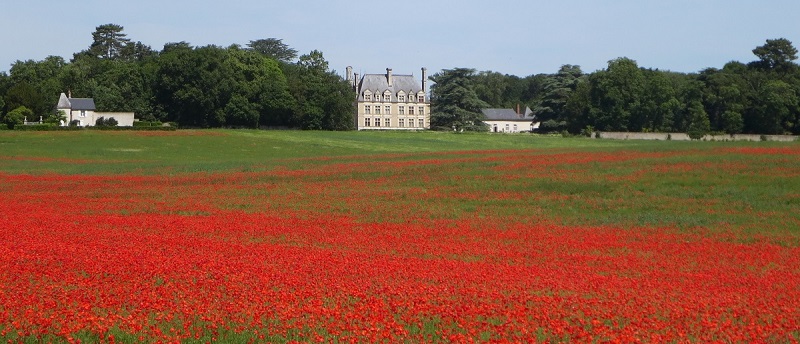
[
  {"x1": 347, "y1": 67, "x2": 430, "y2": 130},
  {"x1": 56, "y1": 93, "x2": 135, "y2": 126},
  {"x1": 482, "y1": 107, "x2": 538, "y2": 133}
]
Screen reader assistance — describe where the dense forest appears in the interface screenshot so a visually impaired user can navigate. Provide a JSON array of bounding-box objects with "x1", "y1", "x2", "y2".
[
  {"x1": 1, "y1": 24, "x2": 798, "y2": 135},
  {"x1": 0, "y1": 24, "x2": 354, "y2": 130},
  {"x1": 433, "y1": 38, "x2": 800, "y2": 136}
]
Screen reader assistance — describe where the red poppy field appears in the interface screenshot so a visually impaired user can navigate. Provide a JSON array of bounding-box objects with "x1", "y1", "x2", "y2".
[{"x1": 1, "y1": 131, "x2": 799, "y2": 343}]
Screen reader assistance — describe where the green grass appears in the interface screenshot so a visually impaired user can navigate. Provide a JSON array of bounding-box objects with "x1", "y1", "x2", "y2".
[
  {"x1": 2, "y1": 129, "x2": 799, "y2": 237},
  {"x1": 0, "y1": 130, "x2": 655, "y2": 175}
]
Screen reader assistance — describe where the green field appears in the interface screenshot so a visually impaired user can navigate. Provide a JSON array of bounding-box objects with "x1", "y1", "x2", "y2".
[
  {"x1": 2, "y1": 130, "x2": 799, "y2": 238},
  {"x1": 0, "y1": 130, "x2": 625, "y2": 174}
]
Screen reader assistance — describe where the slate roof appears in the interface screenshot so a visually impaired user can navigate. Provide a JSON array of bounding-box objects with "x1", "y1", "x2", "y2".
[
  {"x1": 481, "y1": 107, "x2": 535, "y2": 121},
  {"x1": 357, "y1": 74, "x2": 424, "y2": 102},
  {"x1": 56, "y1": 92, "x2": 96, "y2": 111},
  {"x1": 69, "y1": 98, "x2": 96, "y2": 110}
]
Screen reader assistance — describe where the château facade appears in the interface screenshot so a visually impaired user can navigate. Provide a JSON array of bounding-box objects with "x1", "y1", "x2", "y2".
[{"x1": 347, "y1": 67, "x2": 430, "y2": 130}]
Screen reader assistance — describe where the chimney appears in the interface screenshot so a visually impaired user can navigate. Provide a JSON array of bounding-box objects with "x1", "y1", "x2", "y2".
[
  {"x1": 421, "y1": 67, "x2": 428, "y2": 93},
  {"x1": 517, "y1": 104, "x2": 521, "y2": 118},
  {"x1": 354, "y1": 73, "x2": 359, "y2": 91},
  {"x1": 346, "y1": 66, "x2": 356, "y2": 90},
  {"x1": 386, "y1": 68, "x2": 393, "y2": 87}
]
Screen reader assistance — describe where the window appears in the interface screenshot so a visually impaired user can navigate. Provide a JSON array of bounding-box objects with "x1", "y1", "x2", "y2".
[
  {"x1": 418, "y1": 95, "x2": 425, "y2": 102},
  {"x1": 418, "y1": 107, "x2": 424, "y2": 116},
  {"x1": 505, "y1": 124, "x2": 510, "y2": 132},
  {"x1": 385, "y1": 105, "x2": 391, "y2": 115},
  {"x1": 364, "y1": 94, "x2": 372, "y2": 101},
  {"x1": 375, "y1": 117, "x2": 380, "y2": 127},
  {"x1": 80, "y1": 110, "x2": 86, "y2": 117},
  {"x1": 365, "y1": 105, "x2": 371, "y2": 115},
  {"x1": 399, "y1": 118, "x2": 405, "y2": 127},
  {"x1": 399, "y1": 106, "x2": 405, "y2": 115},
  {"x1": 513, "y1": 124, "x2": 518, "y2": 132},
  {"x1": 365, "y1": 118, "x2": 371, "y2": 127},
  {"x1": 398, "y1": 95, "x2": 406, "y2": 102},
  {"x1": 375, "y1": 106, "x2": 381, "y2": 115},
  {"x1": 409, "y1": 119, "x2": 415, "y2": 127},
  {"x1": 408, "y1": 106, "x2": 415, "y2": 115},
  {"x1": 384, "y1": 94, "x2": 390, "y2": 101},
  {"x1": 384, "y1": 118, "x2": 390, "y2": 127},
  {"x1": 418, "y1": 118, "x2": 424, "y2": 127}
]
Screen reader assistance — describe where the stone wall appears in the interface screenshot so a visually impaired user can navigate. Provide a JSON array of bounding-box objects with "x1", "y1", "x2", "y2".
[{"x1": 594, "y1": 132, "x2": 798, "y2": 142}]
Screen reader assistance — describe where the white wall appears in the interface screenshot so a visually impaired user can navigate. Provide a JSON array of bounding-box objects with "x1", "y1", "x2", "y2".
[
  {"x1": 485, "y1": 120, "x2": 534, "y2": 133},
  {"x1": 94, "y1": 112, "x2": 135, "y2": 126}
]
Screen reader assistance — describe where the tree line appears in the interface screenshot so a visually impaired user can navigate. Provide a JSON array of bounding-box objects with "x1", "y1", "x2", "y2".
[
  {"x1": 431, "y1": 38, "x2": 800, "y2": 136},
  {"x1": 0, "y1": 24, "x2": 354, "y2": 130},
  {"x1": 2, "y1": 26, "x2": 798, "y2": 136}
]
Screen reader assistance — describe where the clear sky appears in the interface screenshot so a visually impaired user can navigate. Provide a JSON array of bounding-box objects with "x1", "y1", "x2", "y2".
[{"x1": 2, "y1": 0, "x2": 799, "y2": 78}]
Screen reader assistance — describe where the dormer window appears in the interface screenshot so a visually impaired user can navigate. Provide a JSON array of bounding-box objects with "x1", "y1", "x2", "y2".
[
  {"x1": 418, "y1": 95, "x2": 425, "y2": 102},
  {"x1": 364, "y1": 93, "x2": 372, "y2": 101},
  {"x1": 398, "y1": 94, "x2": 406, "y2": 102},
  {"x1": 383, "y1": 92, "x2": 391, "y2": 102}
]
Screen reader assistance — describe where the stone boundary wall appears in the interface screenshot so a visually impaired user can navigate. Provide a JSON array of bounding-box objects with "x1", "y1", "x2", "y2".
[{"x1": 594, "y1": 132, "x2": 798, "y2": 142}]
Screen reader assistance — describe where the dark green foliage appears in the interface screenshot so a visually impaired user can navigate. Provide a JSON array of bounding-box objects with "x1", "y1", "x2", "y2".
[
  {"x1": 430, "y1": 68, "x2": 491, "y2": 131},
  {"x1": 533, "y1": 65, "x2": 583, "y2": 123},
  {"x1": 0, "y1": 25, "x2": 354, "y2": 131},
  {"x1": 88, "y1": 24, "x2": 131, "y2": 60},
  {"x1": 686, "y1": 101, "x2": 710, "y2": 139},
  {"x1": 4, "y1": 106, "x2": 32, "y2": 129},
  {"x1": 751, "y1": 38, "x2": 798, "y2": 72},
  {"x1": 247, "y1": 38, "x2": 298, "y2": 63},
  {"x1": 154, "y1": 45, "x2": 298, "y2": 128},
  {"x1": 282, "y1": 50, "x2": 355, "y2": 130},
  {"x1": 95, "y1": 116, "x2": 118, "y2": 127},
  {"x1": 133, "y1": 120, "x2": 162, "y2": 127}
]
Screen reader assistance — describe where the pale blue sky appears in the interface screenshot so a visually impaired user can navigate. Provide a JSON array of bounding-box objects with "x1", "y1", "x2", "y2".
[{"x1": 1, "y1": 0, "x2": 798, "y2": 77}]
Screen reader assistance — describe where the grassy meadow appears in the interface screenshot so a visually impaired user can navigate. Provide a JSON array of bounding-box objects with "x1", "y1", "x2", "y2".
[
  {"x1": 1, "y1": 130, "x2": 800, "y2": 342},
  {"x1": 2, "y1": 130, "x2": 799, "y2": 236}
]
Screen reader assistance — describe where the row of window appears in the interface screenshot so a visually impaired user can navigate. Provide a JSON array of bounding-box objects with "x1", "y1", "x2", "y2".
[
  {"x1": 492, "y1": 123, "x2": 527, "y2": 132},
  {"x1": 364, "y1": 105, "x2": 425, "y2": 115},
  {"x1": 363, "y1": 94, "x2": 425, "y2": 102},
  {"x1": 364, "y1": 118, "x2": 425, "y2": 128}
]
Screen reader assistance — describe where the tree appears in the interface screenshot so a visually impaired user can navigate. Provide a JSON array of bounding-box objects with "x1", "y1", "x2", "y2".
[
  {"x1": 587, "y1": 57, "x2": 644, "y2": 131},
  {"x1": 4, "y1": 82, "x2": 45, "y2": 118},
  {"x1": 686, "y1": 101, "x2": 710, "y2": 140},
  {"x1": 751, "y1": 38, "x2": 798, "y2": 72},
  {"x1": 284, "y1": 50, "x2": 354, "y2": 130},
  {"x1": 3, "y1": 106, "x2": 32, "y2": 129},
  {"x1": 120, "y1": 41, "x2": 156, "y2": 62},
  {"x1": 247, "y1": 38, "x2": 298, "y2": 63},
  {"x1": 9, "y1": 56, "x2": 67, "y2": 116},
  {"x1": 533, "y1": 65, "x2": 583, "y2": 124},
  {"x1": 721, "y1": 110, "x2": 744, "y2": 135},
  {"x1": 429, "y1": 68, "x2": 490, "y2": 131},
  {"x1": 745, "y1": 79, "x2": 798, "y2": 134},
  {"x1": 89, "y1": 24, "x2": 131, "y2": 59}
]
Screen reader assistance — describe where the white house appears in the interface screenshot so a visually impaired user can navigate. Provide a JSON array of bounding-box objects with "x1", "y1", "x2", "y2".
[
  {"x1": 56, "y1": 93, "x2": 135, "y2": 126},
  {"x1": 482, "y1": 107, "x2": 538, "y2": 133}
]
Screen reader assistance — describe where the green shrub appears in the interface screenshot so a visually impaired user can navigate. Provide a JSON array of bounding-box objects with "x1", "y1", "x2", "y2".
[{"x1": 15, "y1": 124, "x2": 58, "y2": 131}]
